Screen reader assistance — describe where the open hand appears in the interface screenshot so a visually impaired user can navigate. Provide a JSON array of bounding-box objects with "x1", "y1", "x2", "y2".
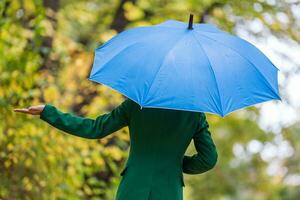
[{"x1": 14, "y1": 105, "x2": 45, "y2": 115}]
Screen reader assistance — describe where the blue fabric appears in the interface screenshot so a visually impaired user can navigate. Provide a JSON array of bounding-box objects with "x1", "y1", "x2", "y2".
[{"x1": 89, "y1": 20, "x2": 281, "y2": 117}]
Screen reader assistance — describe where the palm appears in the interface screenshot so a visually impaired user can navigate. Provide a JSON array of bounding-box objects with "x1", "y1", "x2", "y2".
[{"x1": 14, "y1": 105, "x2": 45, "y2": 115}]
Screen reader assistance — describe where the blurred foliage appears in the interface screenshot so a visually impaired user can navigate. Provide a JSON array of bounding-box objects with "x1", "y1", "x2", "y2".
[{"x1": 0, "y1": 0, "x2": 300, "y2": 199}]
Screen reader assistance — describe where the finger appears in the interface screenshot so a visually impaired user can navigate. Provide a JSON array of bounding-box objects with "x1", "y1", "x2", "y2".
[{"x1": 14, "y1": 108, "x2": 30, "y2": 113}]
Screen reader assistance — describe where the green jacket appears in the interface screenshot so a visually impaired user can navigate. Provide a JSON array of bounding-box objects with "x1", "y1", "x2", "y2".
[{"x1": 40, "y1": 98, "x2": 218, "y2": 200}]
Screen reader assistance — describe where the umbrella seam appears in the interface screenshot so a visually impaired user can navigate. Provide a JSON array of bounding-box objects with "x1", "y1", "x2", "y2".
[
  {"x1": 142, "y1": 32, "x2": 187, "y2": 106},
  {"x1": 195, "y1": 30, "x2": 280, "y2": 71},
  {"x1": 196, "y1": 32, "x2": 280, "y2": 99},
  {"x1": 92, "y1": 28, "x2": 176, "y2": 77},
  {"x1": 191, "y1": 32, "x2": 224, "y2": 116}
]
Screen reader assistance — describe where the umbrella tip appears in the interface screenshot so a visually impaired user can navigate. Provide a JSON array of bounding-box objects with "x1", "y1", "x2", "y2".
[{"x1": 188, "y1": 14, "x2": 194, "y2": 30}]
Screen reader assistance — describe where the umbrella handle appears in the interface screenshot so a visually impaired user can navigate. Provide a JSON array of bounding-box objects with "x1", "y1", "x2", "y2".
[{"x1": 188, "y1": 14, "x2": 194, "y2": 30}]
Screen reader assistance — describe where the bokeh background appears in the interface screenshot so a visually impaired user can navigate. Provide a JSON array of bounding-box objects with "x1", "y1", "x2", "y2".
[{"x1": 1, "y1": 0, "x2": 300, "y2": 199}]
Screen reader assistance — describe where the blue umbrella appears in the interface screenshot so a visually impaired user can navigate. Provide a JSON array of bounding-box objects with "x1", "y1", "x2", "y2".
[{"x1": 88, "y1": 14, "x2": 281, "y2": 117}]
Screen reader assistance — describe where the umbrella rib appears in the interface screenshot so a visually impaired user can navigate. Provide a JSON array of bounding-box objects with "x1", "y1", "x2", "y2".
[
  {"x1": 196, "y1": 32, "x2": 280, "y2": 98},
  {"x1": 191, "y1": 32, "x2": 224, "y2": 116},
  {"x1": 142, "y1": 33, "x2": 187, "y2": 106}
]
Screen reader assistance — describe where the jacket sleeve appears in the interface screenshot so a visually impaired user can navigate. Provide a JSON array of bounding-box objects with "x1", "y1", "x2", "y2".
[
  {"x1": 182, "y1": 113, "x2": 218, "y2": 174},
  {"x1": 39, "y1": 99, "x2": 132, "y2": 139}
]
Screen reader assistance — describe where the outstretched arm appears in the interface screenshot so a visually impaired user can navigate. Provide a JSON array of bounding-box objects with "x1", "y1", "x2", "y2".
[
  {"x1": 40, "y1": 99, "x2": 132, "y2": 139},
  {"x1": 182, "y1": 113, "x2": 218, "y2": 174},
  {"x1": 15, "y1": 99, "x2": 132, "y2": 139}
]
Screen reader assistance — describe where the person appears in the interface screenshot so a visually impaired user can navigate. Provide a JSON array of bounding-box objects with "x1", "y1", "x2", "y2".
[{"x1": 14, "y1": 98, "x2": 218, "y2": 200}]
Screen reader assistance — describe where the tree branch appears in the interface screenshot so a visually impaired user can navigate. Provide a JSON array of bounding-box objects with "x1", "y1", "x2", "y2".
[{"x1": 110, "y1": 0, "x2": 136, "y2": 32}]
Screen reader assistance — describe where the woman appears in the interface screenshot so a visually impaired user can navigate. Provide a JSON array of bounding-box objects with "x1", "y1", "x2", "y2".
[{"x1": 14, "y1": 98, "x2": 218, "y2": 200}]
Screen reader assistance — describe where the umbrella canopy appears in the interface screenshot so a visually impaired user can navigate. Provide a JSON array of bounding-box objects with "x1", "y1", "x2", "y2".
[{"x1": 88, "y1": 15, "x2": 281, "y2": 117}]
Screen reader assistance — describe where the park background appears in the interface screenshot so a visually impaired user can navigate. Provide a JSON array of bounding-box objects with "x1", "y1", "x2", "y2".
[{"x1": 1, "y1": 0, "x2": 300, "y2": 199}]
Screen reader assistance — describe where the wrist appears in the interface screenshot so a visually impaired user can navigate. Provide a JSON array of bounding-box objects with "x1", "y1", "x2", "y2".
[{"x1": 39, "y1": 104, "x2": 54, "y2": 120}]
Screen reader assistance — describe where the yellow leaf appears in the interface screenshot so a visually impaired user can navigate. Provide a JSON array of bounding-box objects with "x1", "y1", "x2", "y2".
[
  {"x1": 4, "y1": 160, "x2": 11, "y2": 168},
  {"x1": 25, "y1": 159, "x2": 32, "y2": 167},
  {"x1": 7, "y1": 143, "x2": 14, "y2": 151},
  {"x1": 44, "y1": 86, "x2": 60, "y2": 102},
  {"x1": 84, "y1": 158, "x2": 92, "y2": 166},
  {"x1": 124, "y1": 2, "x2": 144, "y2": 21}
]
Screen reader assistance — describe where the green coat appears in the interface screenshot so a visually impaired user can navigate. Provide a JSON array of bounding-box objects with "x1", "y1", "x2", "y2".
[{"x1": 40, "y1": 98, "x2": 218, "y2": 200}]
